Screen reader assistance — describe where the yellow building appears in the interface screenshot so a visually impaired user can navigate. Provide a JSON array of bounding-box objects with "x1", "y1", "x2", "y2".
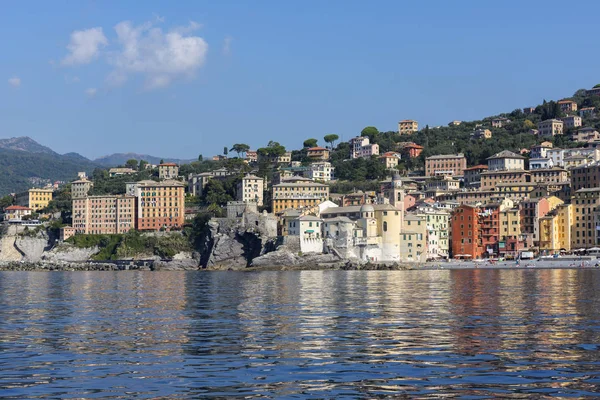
[
  {"x1": 571, "y1": 187, "x2": 600, "y2": 249},
  {"x1": 272, "y1": 181, "x2": 329, "y2": 214},
  {"x1": 500, "y1": 208, "x2": 521, "y2": 238},
  {"x1": 15, "y1": 188, "x2": 54, "y2": 211},
  {"x1": 398, "y1": 119, "x2": 418, "y2": 135},
  {"x1": 401, "y1": 214, "x2": 427, "y2": 262},
  {"x1": 539, "y1": 204, "x2": 573, "y2": 254}
]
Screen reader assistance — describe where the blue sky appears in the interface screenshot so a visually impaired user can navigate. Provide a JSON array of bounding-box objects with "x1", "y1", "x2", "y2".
[{"x1": 1, "y1": 0, "x2": 599, "y2": 160}]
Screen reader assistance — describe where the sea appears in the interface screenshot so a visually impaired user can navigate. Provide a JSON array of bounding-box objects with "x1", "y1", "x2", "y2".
[{"x1": 1, "y1": 269, "x2": 599, "y2": 398}]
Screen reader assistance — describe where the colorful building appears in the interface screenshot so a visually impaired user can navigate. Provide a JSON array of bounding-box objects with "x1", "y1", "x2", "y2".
[
  {"x1": 127, "y1": 180, "x2": 186, "y2": 231},
  {"x1": 72, "y1": 195, "x2": 136, "y2": 235},
  {"x1": 15, "y1": 188, "x2": 54, "y2": 211}
]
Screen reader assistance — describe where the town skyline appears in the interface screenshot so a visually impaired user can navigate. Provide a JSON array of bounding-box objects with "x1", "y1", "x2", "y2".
[{"x1": 2, "y1": 1, "x2": 600, "y2": 159}]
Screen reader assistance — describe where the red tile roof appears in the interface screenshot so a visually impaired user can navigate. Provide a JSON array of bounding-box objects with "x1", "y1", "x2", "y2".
[
  {"x1": 5, "y1": 205, "x2": 32, "y2": 211},
  {"x1": 307, "y1": 147, "x2": 328, "y2": 151},
  {"x1": 463, "y1": 165, "x2": 488, "y2": 171},
  {"x1": 159, "y1": 163, "x2": 178, "y2": 166}
]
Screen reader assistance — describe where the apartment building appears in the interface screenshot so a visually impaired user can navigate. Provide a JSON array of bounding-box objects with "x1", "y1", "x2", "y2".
[
  {"x1": 487, "y1": 150, "x2": 525, "y2": 171},
  {"x1": 306, "y1": 162, "x2": 335, "y2": 182},
  {"x1": 379, "y1": 152, "x2": 401, "y2": 169},
  {"x1": 108, "y1": 167, "x2": 136, "y2": 177},
  {"x1": 538, "y1": 119, "x2": 564, "y2": 137},
  {"x1": 398, "y1": 119, "x2": 418, "y2": 135},
  {"x1": 558, "y1": 100, "x2": 578, "y2": 113},
  {"x1": 349, "y1": 137, "x2": 379, "y2": 159},
  {"x1": 471, "y1": 128, "x2": 492, "y2": 140},
  {"x1": 401, "y1": 214, "x2": 427, "y2": 262},
  {"x1": 480, "y1": 170, "x2": 530, "y2": 190},
  {"x1": 579, "y1": 107, "x2": 596, "y2": 118},
  {"x1": 499, "y1": 207, "x2": 525, "y2": 258},
  {"x1": 416, "y1": 206, "x2": 450, "y2": 259},
  {"x1": 401, "y1": 143, "x2": 424, "y2": 158},
  {"x1": 573, "y1": 127, "x2": 600, "y2": 143},
  {"x1": 530, "y1": 143, "x2": 553, "y2": 159},
  {"x1": 425, "y1": 154, "x2": 467, "y2": 177},
  {"x1": 306, "y1": 147, "x2": 330, "y2": 161},
  {"x1": 15, "y1": 188, "x2": 54, "y2": 211},
  {"x1": 463, "y1": 165, "x2": 488, "y2": 187},
  {"x1": 127, "y1": 180, "x2": 185, "y2": 231},
  {"x1": 571, "y1": 162, "x2": 600, "y2": 191},
  {"x1": 71, "y1": 178, "x2": 93, "y2": 199},
  {"x1": 539, "y1": 204, "x2": 573, "y2": 254},
  {"x1": 158, "y1": 163, "x2": 179, "y2": 180},
  {"x1": 72, "y1": 195, "x2": 136, "y2": 235},
  {"x1": 236, "y1": 174, "x2": 264, "y2": 206},
  {"x1": 272, "y1": 181, "x2": 329, "y2": 214},
  {"x1": 561, "y1": 115, "x2": 582, "y2": 129},
  {"x1": 530, "y1": 168, "x2": 568, "y2": 184},
  {"x1": 491, "y1": 117, "x2": 511, "y2": 128},
  {"x1": 245, "y1": 150, "x2": 258, "y2": 163},
  {"x1": 451, "y1": 204, "x2": 484, "y2": 259},
  {"x1": 571, "y1": 187, "x2": 600, "y2": 249}
]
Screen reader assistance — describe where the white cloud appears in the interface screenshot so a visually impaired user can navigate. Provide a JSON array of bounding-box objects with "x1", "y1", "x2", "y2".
[
  {"x1": 62, "y1": 27, "x2": 108, "y2": 66},
  {"x1": 8, "y1": 77, "x2": 21, "y2": 87},
  {"x1": 108, "y1": 20, "x2": 208, "y2": 89},
  {"x1": 85, "y1": 88, "x2": 97, "y2": 97},
  {"x1": 223, "y1": 36, "x2": 232, "y2": 56}
]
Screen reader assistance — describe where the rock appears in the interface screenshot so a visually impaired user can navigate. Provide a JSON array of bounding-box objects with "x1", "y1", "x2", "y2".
[
  {"x1": 153, "y1": 258, "x2": 199, "y2": 271},
  {"x1": 42, "y1": 244, "x2": 100, "y2": 262},
  {"x1": 14, "y1": 236, "x2": 49, "y2": 262}
]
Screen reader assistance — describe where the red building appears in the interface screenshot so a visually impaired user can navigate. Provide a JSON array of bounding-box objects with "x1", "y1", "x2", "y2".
[
  {"x1": 402, "y1": 143, "x2": 424, "y2": 158},
  {"x1": 479, "y1": 204, "x2": 500, "y2": 257},
  {"x1": 451, "y1": 204, "x2": 484, "y2": 259}
]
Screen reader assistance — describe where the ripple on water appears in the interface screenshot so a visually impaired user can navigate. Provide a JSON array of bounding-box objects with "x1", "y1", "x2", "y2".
[{"x1": 1, "y1": 270, "x2": 600, "y2": 398}]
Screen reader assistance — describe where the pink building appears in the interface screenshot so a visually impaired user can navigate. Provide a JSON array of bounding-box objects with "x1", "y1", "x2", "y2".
[{"x1": 349, "y1": 137, "x2": 379, "y2": 159}]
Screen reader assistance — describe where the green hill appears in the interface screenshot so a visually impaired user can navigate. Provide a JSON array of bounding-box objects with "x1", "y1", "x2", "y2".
[{"x1": 0, "y1": 148, "x2": 98, "y2": 195}]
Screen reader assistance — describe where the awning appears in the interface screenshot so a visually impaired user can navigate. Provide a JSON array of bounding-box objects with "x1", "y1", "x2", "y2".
[{"x1": 305, "y1": 230, "x2": 315, "y2": 233}]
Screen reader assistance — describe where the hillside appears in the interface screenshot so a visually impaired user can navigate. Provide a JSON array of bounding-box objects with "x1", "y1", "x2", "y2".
[
  {"x1": 0, "y1": 136, "x2": 57, "y2": 155},
  {"x1": 94, "y1": 153, "x2": 195, "y2": 166},
  {"x1": 0, "y1": 148, "x2": 98, "y2": 195}
]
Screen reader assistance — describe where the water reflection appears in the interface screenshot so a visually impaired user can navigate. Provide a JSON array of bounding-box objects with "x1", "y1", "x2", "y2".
[{"x1": 1, "y1": 270, "x2": 600, "y2": 398}]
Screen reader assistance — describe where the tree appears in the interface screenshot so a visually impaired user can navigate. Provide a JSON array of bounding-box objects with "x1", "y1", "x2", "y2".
[
  {"x1": 198, "y1": 154, "x2": 203, "y2": 162},
  {"x1": 230, "y1": 143, "x2": 250, "y2": 157},
  {"x1": 323, "y1": 134, "x2": 339, "y2": 149},
  {"x1": 0, "y1": 195, "x2": 14, "y2": 210},
  {"x1": 223, "y1": 147, "x2": 229, "y2": 156},
  {"x1": 523, "y1": 120, "x2": 535, "y2": 129},
  {"x1": 139, "y1": 160, "x2": 149, "y2": 170},
  {"x1": 160, "y1": 159, "x2": 164, "y2": 164},
  {"x1": 361, "y1": 126, "x2": 379, "y2": 142},
  {"x1": 303, "y1": 138, "x2": 318, "y2": 148},
  {"x1": 125, "y1": 159, "x2": 138, "y2": 170}
]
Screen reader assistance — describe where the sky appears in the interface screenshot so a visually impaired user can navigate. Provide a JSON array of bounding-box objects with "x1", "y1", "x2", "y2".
[{"x1": 1, "y1": 0, "x2": 600, "y2": 160}]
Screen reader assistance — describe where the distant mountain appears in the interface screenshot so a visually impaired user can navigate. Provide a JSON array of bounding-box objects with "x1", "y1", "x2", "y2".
[
  {"x1": 94, "y1": 153, "x2": 196, "y2": 166},
  {"x1": 0, "y1": 136, "x2": 57, "y2": 155},
  {"x1": 63, "y1": 152, "x2": 92, "y2": 162},
  {"x1": 0, "y1": 148, "x2": 98, "y2": 196}
]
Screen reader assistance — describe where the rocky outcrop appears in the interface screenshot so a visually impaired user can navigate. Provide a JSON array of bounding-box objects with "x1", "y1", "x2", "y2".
[
  {"x1": 250, "y1": 247, "x2": 339, "y2": 268},
  {"x1": 42, "y1": 244, "x2": 100, "y2": 262},
  {"x1": 15, "y1": 234, "x2": 53, "y2": 262},
  {"x1": 201, "y1": 218, "x2": 279, "y2": 270}
]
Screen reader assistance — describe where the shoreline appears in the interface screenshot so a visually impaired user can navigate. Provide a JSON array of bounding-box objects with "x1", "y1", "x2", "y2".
[{"x1": 1, "y1": 259, "x2": 599, "y2": 271}]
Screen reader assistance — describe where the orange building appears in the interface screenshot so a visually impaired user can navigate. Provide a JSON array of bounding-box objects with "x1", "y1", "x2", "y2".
[
  {"x1": 402, "y1": 143, "x2": 424, "y2": 158},
  {"x1": 451, "y1": 204, "x2": 484, "y2": 259},
  {"x1": 128, "y1": 180, "x2": 186, "y2": 231}
]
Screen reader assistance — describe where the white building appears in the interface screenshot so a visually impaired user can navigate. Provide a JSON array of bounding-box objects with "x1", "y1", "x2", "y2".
[
  {"x1": 306, "y1": 161, "x2": 335, "y2": 182},
  {"x1": 487, "y1": 150, "x2": 526, "y2": 171},
  {"x1": 288, "y1": 215, "x2": 324, "y2": 253},
  {"x1": 529, "y1": 158, "x2": 554, "y2": 170},
  {"x1": 236, "y1": 174, "x2": 264, "y2": 206},
  {"x1": 349, "y1": 137, "x2": 379, "y2": 159}
]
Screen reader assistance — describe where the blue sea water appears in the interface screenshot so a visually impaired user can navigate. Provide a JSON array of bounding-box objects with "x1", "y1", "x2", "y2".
[{"x1": 1, "y1": 269, "x2": 600, "y2": 398}]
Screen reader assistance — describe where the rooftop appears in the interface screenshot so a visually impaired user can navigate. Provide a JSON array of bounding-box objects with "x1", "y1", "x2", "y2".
[
  {"x1": 487, "y1": 150, "x2": 526, "y2": 160},
  {"x1": 426, "y1": 153, "x2": 465, "y2": 160},
  {"x1": 463, "y1": 165, "x2": 488, "y2": 171},
  {"x1": 5, "y1": 205, "x2": 32, "y2": 211}
]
